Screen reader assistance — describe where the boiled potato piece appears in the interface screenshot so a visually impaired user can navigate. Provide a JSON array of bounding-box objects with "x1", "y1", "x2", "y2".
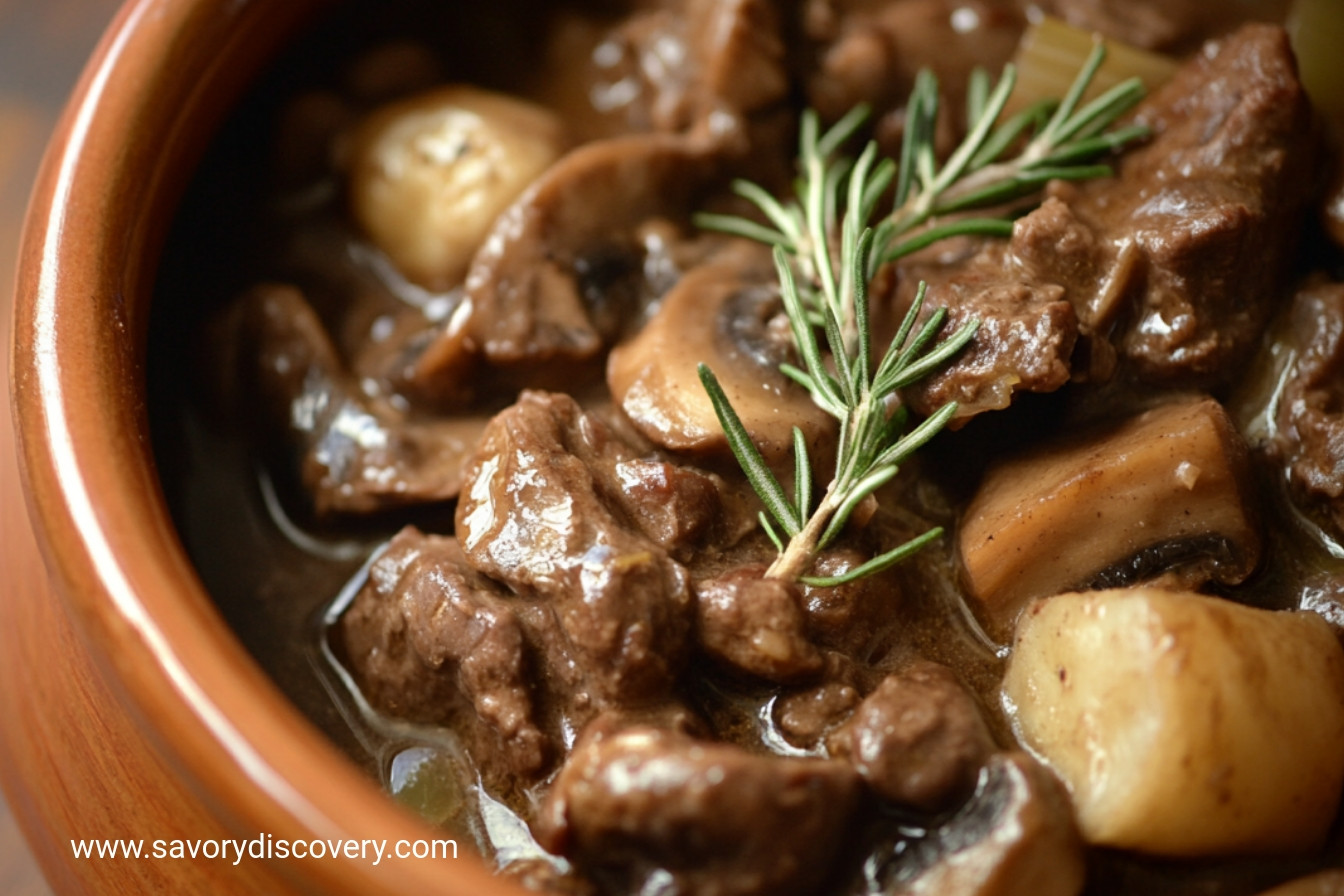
[
  {"x1": 1002, "y1": 587, "x2": 1344, "y2": 857},
  {"x1": 348, "y1": 85, "x2": 566, "y2": 289}
]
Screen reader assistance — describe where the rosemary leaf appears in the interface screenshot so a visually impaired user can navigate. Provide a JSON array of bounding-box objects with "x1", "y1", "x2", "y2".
[
  {"x1": 800, "y1": 527, "x2": 943, "y2": 588},
  {"x1": 698, "y1": 363, "x2": 801, "y2": 536},
  {"x1": 882, "y1": 217, "x2": 1015, "y2": 263}
]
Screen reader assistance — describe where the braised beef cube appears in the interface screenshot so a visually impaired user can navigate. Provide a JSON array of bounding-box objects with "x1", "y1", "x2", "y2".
[
  {"x1": 801, "y1": 0, "x2": 1026, "y2": 129},
  {"x1": 802, "y1": 547, "x2": 907, "y2": 655},
  {"x1": 827, "y1": 662, "x2": 995, "y2": 812},
  {"x1": 610, "y1": 457, "x2": 734, "y2": 557},
  {"x1": 1007, "y1": 197, "x2": 1133, "y2": 381},
  {"x1": 901, "y1": 258, "x2": 1078, "y2": 422},
  {"x1": 536, "y1": 716, "x2": 861, "y2": 896},
  {"x1": 1072, "y1": 24, "x2": 1314, "y2": 384},
  {"x1": 772, "y1": 682, "x2": 862, "y2": 749},
  {"x1": 456, "y1": 391, "x2": 697, "y2": 703},
  {"x1": 336, "y1": 526, "x2": 549, "y2": 780},
  {"x1": 695, "y1": 567, "x2": 824, "y2": 683},
  {"x1": 1268, "y1": 282, "x2": 1344, "y2": 534},
  {"x1": 1037, "y1": 0, "x2": 1287, "y2": 53}
]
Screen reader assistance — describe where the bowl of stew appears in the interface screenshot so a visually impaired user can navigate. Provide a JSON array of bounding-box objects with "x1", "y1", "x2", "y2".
[{"x1": 13, "y1": 0, "x2": 1344, "y2": 893}]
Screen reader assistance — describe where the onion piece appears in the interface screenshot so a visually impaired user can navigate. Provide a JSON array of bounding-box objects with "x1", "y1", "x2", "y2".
[{"x1": 1006, "y1": 16, "x2": 1177, "y2": 116}]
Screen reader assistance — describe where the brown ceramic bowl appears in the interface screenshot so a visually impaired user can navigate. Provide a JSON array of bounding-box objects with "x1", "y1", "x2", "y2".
[{"x1": 6, "y1": 0, "x2": 516, "y2": 892}]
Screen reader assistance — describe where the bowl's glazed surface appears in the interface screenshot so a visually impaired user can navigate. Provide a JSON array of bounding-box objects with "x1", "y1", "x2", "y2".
[{"x1": 5, "y1": 1, "x2": 518, "y2": 892}]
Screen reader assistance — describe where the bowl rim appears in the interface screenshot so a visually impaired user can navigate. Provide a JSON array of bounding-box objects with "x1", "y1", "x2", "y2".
[{"x1": 9, "y1": 1, "x2": 519, "y2": 892}]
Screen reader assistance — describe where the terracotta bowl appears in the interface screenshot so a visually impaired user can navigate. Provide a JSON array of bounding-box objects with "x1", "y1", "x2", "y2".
[{"x1": 7, "y1": 0, "x2": 516, "y2": 892}]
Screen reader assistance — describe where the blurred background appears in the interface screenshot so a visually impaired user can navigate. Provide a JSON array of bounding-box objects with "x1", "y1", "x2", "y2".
[{"x1": 1, "y1": 1, "x2": 123, "y2": 893}]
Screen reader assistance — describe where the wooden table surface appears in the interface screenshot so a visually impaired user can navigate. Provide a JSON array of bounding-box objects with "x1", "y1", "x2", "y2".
[{"x1": 1, "y1": 1, "x2": 124, "y2": 893}]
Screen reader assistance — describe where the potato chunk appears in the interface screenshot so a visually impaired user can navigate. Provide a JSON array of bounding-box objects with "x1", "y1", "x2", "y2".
[
  {"x1": 348, "y1": 85, "x2": 566, "y2": 289},
  {"x1": 1002, "y1": 588, "x2": 1344, "y2": 857}
]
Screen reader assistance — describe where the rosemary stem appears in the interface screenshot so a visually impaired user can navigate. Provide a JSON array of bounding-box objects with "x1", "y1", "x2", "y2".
[
  {"x1": 768, "y1": 393, "x2": 873, "y2": 581},
  {"x1": 766, "y1": 486, "x2": 843, "y2": 581}
]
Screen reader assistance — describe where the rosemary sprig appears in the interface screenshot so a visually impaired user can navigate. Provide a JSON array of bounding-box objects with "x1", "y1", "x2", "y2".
[
  {"x1": 694, "y1": 42, "x2": 1148, "y2": 585},
  {"x1": 698, "y1": 266, "x2": 974, "y2": 585}
]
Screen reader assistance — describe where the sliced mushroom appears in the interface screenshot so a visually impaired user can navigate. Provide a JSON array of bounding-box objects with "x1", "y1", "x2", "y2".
[
  {"x1": 408, "y1": 133, "x2": 725, "y2": 393},
  {"x1": 608, "y1": 244, "x2": 836, "y2": 460},
  {"x1": 1002, "y1": 588, "x2": 1344, "y2": 857},
  {"x1": 535, "y1": 714, "x2": 861, "y2": 896},
  {"x1": 881, "y1": 752, "x2": 1086, "y2": 896},
  {"x1": 958, "y1": 395, "x2": 1260, "y2": 638},
  {"x1": 223, "y1": 283, "x2": 487, "y2": 516}
]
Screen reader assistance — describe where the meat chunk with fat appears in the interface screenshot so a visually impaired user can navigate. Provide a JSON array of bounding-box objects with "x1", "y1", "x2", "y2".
[{"x1": 1060, "y1": 24, "x2": 1314, "y2": 384}]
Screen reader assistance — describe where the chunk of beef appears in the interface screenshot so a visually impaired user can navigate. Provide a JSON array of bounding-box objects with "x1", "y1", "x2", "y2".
[
  {"x1": 900, "y1": 252, "x2": 1078, "y2": 421},
  {"x1": 695, "y1": 567, "x2": 824, "y2": 684},
  {"x1": 800, "y1": 0, "x2": 1026, "y2": 126},
  {"x1": 1058, "y1": 24, "x2": 1314, "y2": 384},
  {"x1": 335, "y1": 526, "x2": 549, "y2": 781},
  {"x1": 801, "y1": 546, "x2": 908, "y2": 656},
  {"x1": 456, "y1": 391, "x2": 748, "y2": 704},
  {"x1": 1007, "y1": 196, "x2": 1137, "y2": 381},
  {"x1": 541, "y1": 0, "x2": 787, "y2": 142},
  {"x1": 1267, "y1": 282, "x2": 1344, "y2": 534},
  {"x1": 772, "y1": 681, "x2": 862, "y2": 749},
  {"x1": 826, "y1": 662, "x2": 996, "y2": 812},
  {"x1": 535, "y1": 715, "x2": 861, "y2": 896},
  {"x1": 906, "y1": 25, "x2": 1313, "y2": 420},
  {"x1": 220, "y1": 283, "x2": 485, "y2": 516},
  {"x1": 1037, "y1": 0, "x2": 1289, "y2": 53}
]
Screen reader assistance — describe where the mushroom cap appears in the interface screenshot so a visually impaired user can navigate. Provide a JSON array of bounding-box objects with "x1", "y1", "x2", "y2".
[{"x1": 608, "y1": 244, "x2": 836, "y2": 461}]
